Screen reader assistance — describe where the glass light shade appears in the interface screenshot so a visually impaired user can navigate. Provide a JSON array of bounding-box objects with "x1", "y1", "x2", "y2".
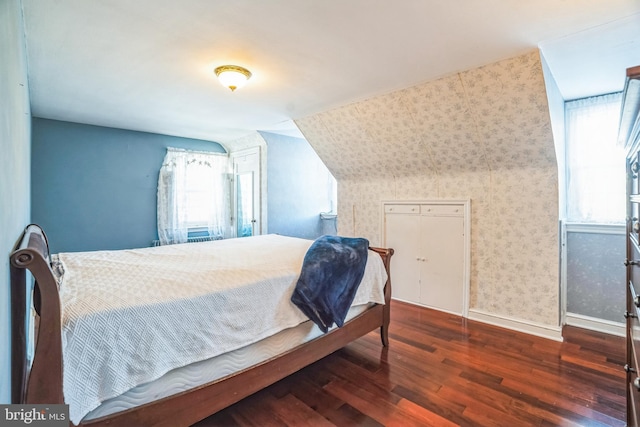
[{"x1": 214, "y1": 65, "x2": 252, "y2": 91}]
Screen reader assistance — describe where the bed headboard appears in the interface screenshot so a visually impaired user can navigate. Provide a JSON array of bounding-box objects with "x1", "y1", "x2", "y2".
[{"x1": 9, "y1": 224, "x2": 63, "y2": 404}]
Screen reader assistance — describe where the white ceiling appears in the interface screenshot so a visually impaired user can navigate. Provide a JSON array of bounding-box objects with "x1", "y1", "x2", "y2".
[{"x1": 21, "y1": 0, "x2": 640, "y2": 147}]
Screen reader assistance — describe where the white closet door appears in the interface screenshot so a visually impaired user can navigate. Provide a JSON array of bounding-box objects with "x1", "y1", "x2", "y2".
[
  {"x1": 383, "y1": 200, "x2": 469, "y2": 316},
  {"x1": 232, "y1": 148, "x2": 261, "y2": 237},
  {"x1": 419, "y1": 215, "x2": 464, "y2": 314},
  {"x1": 385, "y1": 213, "x2": 421, "y2": 303}
]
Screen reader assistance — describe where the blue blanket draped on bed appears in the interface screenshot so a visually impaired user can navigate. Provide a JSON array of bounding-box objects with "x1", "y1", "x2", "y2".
[{"x1": 291, "y1": 235, "x2": 369, "y2": 333}]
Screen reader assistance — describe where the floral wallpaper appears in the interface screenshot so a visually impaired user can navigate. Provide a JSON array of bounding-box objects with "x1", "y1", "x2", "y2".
[{"x1": 295, "y1": 50, "x2": 559, "y2": 327}]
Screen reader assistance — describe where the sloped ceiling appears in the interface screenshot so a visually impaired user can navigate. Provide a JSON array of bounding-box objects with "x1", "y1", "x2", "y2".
[
  {"x1": 295, "y1": 51, "x2": 560, "y2": 326},
  {"x1": 295, "y1": 52, "x2": 555, "y2": 180},
  {"x1": 21, "y1": 0, "x2": 640, "y2": 147}
]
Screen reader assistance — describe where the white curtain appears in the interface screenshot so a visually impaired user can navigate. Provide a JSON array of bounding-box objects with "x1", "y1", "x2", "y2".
[
  {"x1": 565, "y1": 92, "x2": 625, "y2": 223},
  {"x1": 157, "y1": 148, "x2": 230, "y2": 245}
]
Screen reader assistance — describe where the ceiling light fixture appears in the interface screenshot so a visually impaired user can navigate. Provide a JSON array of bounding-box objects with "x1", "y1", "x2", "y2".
[{"x1": 214, "y1": 65, "x2": 252, "y2": 92}]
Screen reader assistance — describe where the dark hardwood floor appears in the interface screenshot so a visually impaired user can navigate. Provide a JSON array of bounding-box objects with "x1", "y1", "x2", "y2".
[{"x1": 193, "y1": 300, "x2": 626, "y2": 427}]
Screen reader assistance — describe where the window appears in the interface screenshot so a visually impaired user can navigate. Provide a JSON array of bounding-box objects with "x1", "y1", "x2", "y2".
[
  {"x1": 184, "y1": 159, "x2": 222, "y2": 227},
  {"x1": 565, "y1": 92, "x2": 624, "y2": 223},
  {"x1": 157, "y1": 148, "x2": 230, "y2": 245}
]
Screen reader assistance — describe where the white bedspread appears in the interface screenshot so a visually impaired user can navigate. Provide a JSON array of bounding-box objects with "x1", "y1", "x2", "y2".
[{"x1": 56, "y1": 234, "x2": 387, "y2": 424}]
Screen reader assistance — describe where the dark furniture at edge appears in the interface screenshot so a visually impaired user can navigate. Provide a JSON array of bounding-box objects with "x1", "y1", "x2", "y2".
[{"x1": 622, "y1": 64, "x2": 640, "y2": 427}]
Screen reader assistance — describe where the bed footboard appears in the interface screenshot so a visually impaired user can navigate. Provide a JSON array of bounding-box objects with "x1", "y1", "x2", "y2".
[
  {"x1": 369, "y1": 246, "x2": 394, "y2": 346},
  {"x1": 9, "y1": 224, "x2": 64, "y2": 405}
]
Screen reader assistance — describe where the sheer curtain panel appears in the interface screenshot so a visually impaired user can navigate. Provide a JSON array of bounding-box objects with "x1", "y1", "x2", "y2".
[
  {"x1": 157, "y1": 148, "x2": 230, "y2": 245},
  {"x1": 565, "y1": 92, "x2": 624, "y2": 223}
]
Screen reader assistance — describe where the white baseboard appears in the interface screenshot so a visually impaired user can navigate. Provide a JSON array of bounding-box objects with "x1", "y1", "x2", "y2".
[
  {"x1": 565, "y1": 312, "x2": 625, "y2": 337},
  {"x1": 468, "y1": 309, "x2": 564, "y2": 342},
  {"x1": 391, "y1": 297, "x2": 464, "y2": 317}
]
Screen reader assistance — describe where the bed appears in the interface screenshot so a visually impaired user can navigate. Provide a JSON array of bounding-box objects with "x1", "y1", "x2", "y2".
[{"x1": 9, "y1": 224, "x2": 393, "y2": 427}]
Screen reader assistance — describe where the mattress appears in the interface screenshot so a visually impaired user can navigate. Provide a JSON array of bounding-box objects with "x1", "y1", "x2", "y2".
[
  {"x1": 84, "y1": 303, "x2": 373, "y2": 421},
  {"x1": 54, "y1": 234, "x2": 388, "y2": 423}
]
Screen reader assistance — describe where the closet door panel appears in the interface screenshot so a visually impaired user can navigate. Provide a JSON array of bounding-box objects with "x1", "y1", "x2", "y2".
[
  {"x1": 419, "y1": 215, "x2": 464, "y2": 314},
  {"x1": 385, "y1": 213, "x2": 421, "y2": 303}
]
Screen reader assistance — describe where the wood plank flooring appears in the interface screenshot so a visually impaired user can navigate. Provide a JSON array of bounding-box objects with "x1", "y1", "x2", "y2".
[{"x1": 193, "y1": 300, "x2": 626, "y2": 426}]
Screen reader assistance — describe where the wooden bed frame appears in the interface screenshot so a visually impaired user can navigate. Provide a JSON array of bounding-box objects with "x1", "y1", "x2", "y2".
[{"x1": 10, "y1": 224, "x2": 394, "y2": 427}]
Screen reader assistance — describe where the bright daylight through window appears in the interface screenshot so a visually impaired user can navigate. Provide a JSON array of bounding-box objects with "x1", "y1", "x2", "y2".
[
  {"x1": 565, "y1": 92, "x2": 625, "y2": 223},
  {"x1": 157, "y1": 148, "x2": 229, "y2": 245}
]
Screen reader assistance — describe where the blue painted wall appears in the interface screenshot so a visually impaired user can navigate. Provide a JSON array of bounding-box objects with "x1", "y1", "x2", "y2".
[
  {"x1": 566, "y1": 230, "x2": 626, "y2": 323},
  {"x1": 31, "y1": 119, "x2": 226, "y2": 253},
  {"x1": 261, "y1": 131, "x2": 336, "y2": 239},
  {"x1": 0, "y1": 0, "x2": 32, "y2": 403}
]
